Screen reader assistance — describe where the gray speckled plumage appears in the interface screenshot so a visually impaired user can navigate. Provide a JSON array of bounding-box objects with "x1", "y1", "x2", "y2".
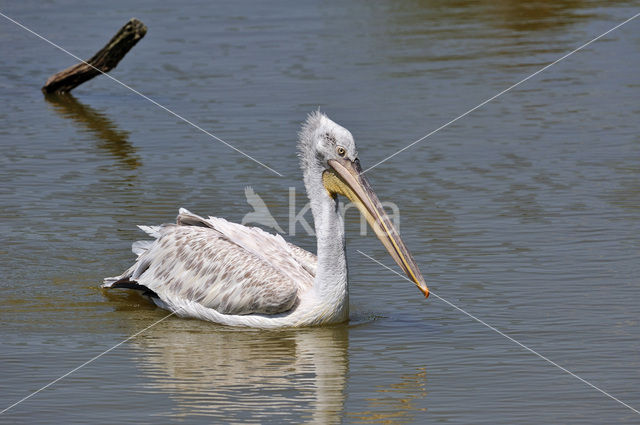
[{"x1": 105, "y1": 208, "x2": 315, "y2": 315}]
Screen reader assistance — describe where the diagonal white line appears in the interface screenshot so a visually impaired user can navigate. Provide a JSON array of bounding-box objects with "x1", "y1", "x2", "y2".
[
  {"x1": 363, "y1": 11, "x2": 640, "y2": 174},
  {"x1": 0, "y1": 11, "x2": 284, "y2": 177},
  {"x1": 0, "y1": 310, "x2": 178, "y2": 416},
  {"x1": 356, "y1": 249, "x2": 640, "y2": 415}
]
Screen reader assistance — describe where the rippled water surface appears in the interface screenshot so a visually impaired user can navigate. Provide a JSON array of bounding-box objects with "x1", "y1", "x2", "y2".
[{"x1": 1, "y1": 1, "x2": 639, "y2": 423}]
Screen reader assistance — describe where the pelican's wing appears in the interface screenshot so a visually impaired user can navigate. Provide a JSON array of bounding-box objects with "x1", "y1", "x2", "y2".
[
  {"x1": 104, "y1": 209, "x2": 314, "y2": 315},
  {"x1": 176, "y1": 208, "x2": 314, "y2": 286},
  {"x1": 284, "y1": 242, "x2": 317, "y2": 276}
]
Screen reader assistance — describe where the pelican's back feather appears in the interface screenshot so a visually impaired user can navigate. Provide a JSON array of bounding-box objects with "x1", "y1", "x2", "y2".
[{"x1": 104, "y1": 209, "x2": 315, "y2": 316}]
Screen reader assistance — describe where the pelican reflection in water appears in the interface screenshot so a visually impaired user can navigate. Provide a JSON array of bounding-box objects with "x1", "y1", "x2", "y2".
[
  {"x1": 118, "y1": 317, "x2": 428, "y2": 423},
  {"x1": 124, "y1": 318, "x2": 348, "y2": 423},
  {"x1": 104, "y1": 112, "x2": 428, "y2": 327}
]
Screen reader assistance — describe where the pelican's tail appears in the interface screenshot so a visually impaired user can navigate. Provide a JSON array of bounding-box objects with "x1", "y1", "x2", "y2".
[
  {"x1": 102, "y1": 223, "x2": 162, "y2": 291},
  {"x1": 103, "y1": 209, "x2": 201, "y2": 290}
]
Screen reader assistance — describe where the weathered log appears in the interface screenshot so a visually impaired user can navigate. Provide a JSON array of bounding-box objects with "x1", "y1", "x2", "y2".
[{"x1": 42, "y1": 18, "x2": 147, "y2": 94}]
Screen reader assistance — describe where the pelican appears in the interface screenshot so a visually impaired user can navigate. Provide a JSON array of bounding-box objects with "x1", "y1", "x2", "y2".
[{"x1": 103, "y1": 112, "x2": 429, "y2": 328}]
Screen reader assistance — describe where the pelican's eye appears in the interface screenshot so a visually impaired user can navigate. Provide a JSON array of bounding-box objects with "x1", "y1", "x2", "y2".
[{"x1": 336, "y1": 146, "x2": 346, "y2": 157}]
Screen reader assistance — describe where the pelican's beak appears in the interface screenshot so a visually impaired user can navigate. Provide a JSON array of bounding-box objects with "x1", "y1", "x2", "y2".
[{"x1": 323, "y1": 158, "x2": 429, "y2": 298}]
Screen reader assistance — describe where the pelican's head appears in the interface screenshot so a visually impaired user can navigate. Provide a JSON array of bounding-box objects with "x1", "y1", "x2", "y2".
[{"x1": 298, "y1": 111, "x2": 429, "y2": 298}]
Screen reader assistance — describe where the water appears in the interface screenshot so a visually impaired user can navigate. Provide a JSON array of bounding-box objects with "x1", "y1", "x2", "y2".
[{"x1": 1, "y1": 1, "x2": 639, "y2": 423}]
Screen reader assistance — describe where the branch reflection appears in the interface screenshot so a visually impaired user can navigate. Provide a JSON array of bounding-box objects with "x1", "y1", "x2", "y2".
[{"x1": 44, "y1": 93, "x2": 141, "y2": 170}]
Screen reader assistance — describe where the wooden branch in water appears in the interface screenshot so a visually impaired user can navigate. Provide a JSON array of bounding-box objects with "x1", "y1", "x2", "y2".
[{"x1": 42, "y1": 18, "x2": 147, "y2": 94}]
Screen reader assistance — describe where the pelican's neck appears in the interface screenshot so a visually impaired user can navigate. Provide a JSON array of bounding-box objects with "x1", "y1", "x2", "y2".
[{"x1": 306, "y1": 172, "x2": 349, "y2": 318}]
